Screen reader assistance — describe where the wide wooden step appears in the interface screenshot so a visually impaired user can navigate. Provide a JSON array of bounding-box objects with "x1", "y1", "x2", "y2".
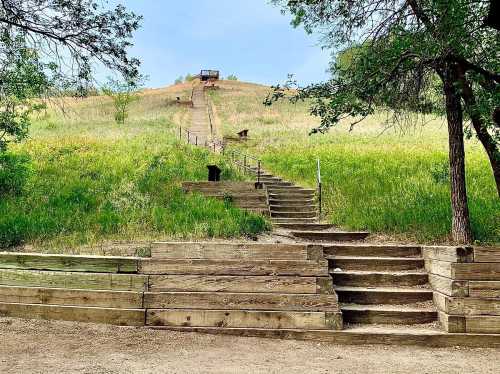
[
  {"x1": 0, "y1": 285, "x2": 143, "y2": 309},
  {"x1": 331, "y1": 270, "x2": 429, "y2": 287},
  {"x1": 0, "y1": 302, "x2": 144, "y2": 326},
  {"x1": 139, "y1": 259, "x2": 329, "y2": 276},
  {"x1": 272, "y1": 217, "x2": 319, "y2": 224},
  {"x1": 335, "y1": 286, "x2": 433, "y2": 305},
  {"x1": 268, "y1": 192, "x2": 315, "y2": 199},
  {"x1": 148, "y1": 275, "x2": 335, "y2": 294},
  {"x1": 269, "y1": 199, "x2": 315, "y2": 206},
  {"x1": 271, "y1": 211, "x2": 317, "y2": 219},
  {"x1": 144, "y1": 292, "x2": 339, "y2": 311},
  {"x1": 147, "y1": 325, "x2": 500, "y2": 348},
  {"x1": 275, "y1": 223, "x2": 335, "y2": 231},
  {"x1": 324, "y1": 245, "x2": 422, "y2": 258},
  {"x1": 341, "y1": 304, "x2": 437, "y2": 325},
  {"x1": 270, "y1": 205, "x2": 317, "y2": 212},
  {"x1": 150, "y1": 242, "x2": 311, "y2": 260},
  {"x1": 292, "y1": 231, "x2": 370, "y2": 242},
  {"x1": 268, "y1": 188, "x2": 316, "y2": 195},
  {"x1": 329, "y1": 256, "x2": 425, "y2": 271},
  {"x1": 263, "y1": 182, "x2": 294, "y2": 187},
  {"x1": 146, "y1": 309, "x2": 342, "y2": 330}
]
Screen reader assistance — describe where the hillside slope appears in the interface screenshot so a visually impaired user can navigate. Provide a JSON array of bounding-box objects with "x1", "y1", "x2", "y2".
[
  {"x1": 0, "y1": 84, "x2": 267, "y2": 252},
  {"x1": 208, "y1": 80, "x2": 499, "y2": 244}
]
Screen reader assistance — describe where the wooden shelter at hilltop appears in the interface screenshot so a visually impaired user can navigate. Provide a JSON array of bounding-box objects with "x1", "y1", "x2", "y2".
[{"x1": 200, "y1": 70, "x2": 220, "y2": 81}]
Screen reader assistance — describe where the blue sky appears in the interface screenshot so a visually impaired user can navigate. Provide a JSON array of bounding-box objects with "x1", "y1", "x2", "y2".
[{"x1": 112, "y1": 0, "x2": 331, "y2": 88}]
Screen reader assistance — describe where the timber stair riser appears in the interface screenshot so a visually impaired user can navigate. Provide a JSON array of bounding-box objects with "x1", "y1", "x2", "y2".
[{"x1": 332, "y1": 272, "x2": 429, "y2": 287}]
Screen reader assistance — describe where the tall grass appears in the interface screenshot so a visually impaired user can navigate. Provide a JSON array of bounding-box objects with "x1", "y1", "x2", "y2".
[
  {"x1": 0, "y1": 85, "x2": 268, "y2": 250},
  {"x1": 210, "y1": 81, "x2": 499, "y2": 244}
]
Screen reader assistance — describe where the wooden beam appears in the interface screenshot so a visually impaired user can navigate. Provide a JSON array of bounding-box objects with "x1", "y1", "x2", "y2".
[
  {"x1": 428, "y1": 274, "x2": 468, "y2": 297},
  {"x1": 422, "y1": 246, "x2": 473, "y2": 263},
  {"x1": 0, "y1": 302, "x2": 145, "y2": 326},
  {"x1": 0, "y1": 269, "x2": 147, "y2": 291},
  {"x1": 0, "y1": 253, "x2": 138, "y2": 273},
  {"x1": 0, "y1": 285, "x2": 143, "y2": 308},
  {"x1": 143, "y1": 292, "x2": 339, "y2": 312},
  {"x1": 473, "y1": 247, "x2": 500, "y2": 263},
  {"x1": 469, "y1": 281, "x2": 500, "y2": 298}
]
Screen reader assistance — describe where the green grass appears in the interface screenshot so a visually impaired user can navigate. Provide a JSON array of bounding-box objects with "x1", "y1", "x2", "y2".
[
  {"x1": 210, "y1": 81, "x2": 499, "y2": 244},
  {"x1": 0, "y1": 86, "x2": 269, "y2": 251}
]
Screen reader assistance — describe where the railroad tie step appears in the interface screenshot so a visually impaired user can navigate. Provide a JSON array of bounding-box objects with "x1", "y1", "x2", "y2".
[
  {"x1": 331, "y1": 270, "x2": 429, "y2": 287},
  {"x1": 323, "y1": 245, "x2": 422, "y2": 258},
  {"x1": 340, "y1": 304, "x2": 437, "y2": 325},
  {"x1": 292, "y1": 231, "x2": 370, "y2": 242},
  {"x1": 335, "y1": 286, "x2": 433, "y2": 305},
  {"x1": 328, "y1": 256, "x2": 425, "y2": 271}
]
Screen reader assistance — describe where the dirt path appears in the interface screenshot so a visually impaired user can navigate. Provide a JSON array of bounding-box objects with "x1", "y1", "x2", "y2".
[{"x1": 1, "y1": 318, "x2": 499, "y2": 374}]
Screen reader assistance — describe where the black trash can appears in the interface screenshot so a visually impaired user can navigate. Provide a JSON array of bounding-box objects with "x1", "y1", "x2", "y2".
[{"x1": 207, "y1": 165, "x2": 222, "y2": 182}]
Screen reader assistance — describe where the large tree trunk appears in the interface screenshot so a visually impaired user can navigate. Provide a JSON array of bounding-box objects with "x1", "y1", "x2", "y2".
[
  {"x1": 459, "y1": 76, "x2": 500, "y2": 197},
  {"x1": 441, "y1": 65, "x2": 473, "y2": 244}
]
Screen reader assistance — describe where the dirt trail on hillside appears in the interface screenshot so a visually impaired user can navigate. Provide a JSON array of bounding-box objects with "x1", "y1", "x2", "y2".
[{"x1": 1, "y1": 318, "x2": 499, "y2": 374}]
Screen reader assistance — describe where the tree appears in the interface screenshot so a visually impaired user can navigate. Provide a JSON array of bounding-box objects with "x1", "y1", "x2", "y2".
[
  {"x1": 226, "y1": 75, "x2": 238, "y2": 81},
  {"x1": 174, "y1": 76, "x2": 183, "y2": 85},
  {"x1": 0, "y1": 1, "x2": 141, "y2": 151},
  {"x1": 185, "y1": 73, "x2": 196, "y2": 82},
  {"x1": 268, "y1": 0, "x2": 499, "y2": 243},
  {"x1": 102, "y1": 77, "x2": 143, "y2": 125}
]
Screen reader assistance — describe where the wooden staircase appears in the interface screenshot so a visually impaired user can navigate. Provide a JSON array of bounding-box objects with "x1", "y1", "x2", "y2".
[
  {"x1": 248, "y1": 167, "x2": 369, "y2": 241},
  {"x1": 325, "y1": 244, "x2": 437, "y2": 326}
]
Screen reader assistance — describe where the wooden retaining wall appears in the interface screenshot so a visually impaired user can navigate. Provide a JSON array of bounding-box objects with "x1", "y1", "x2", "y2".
[
  {"x1": 182, "y1": 182, "x2": 269, "y2": 216},
  {"x1": 423, "y1": 246, "x2": 500, "y2": 333}
]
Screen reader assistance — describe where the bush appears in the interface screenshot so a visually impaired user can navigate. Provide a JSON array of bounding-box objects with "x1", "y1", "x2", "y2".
[
  {"x1": 0, "y1": 153, "x2": 31, "y2": 196},
  {"x1": 226, "y1": 75, "x2": 238, "y2": 81}
]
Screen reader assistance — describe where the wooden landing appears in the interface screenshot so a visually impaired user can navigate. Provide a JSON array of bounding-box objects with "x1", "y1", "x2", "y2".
[{"x1": 149, "y1": 325, "x2": 500, "y2": 348}]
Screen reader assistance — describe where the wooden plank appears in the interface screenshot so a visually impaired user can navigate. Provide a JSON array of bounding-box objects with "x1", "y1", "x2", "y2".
[
  {"x1": 428, "y1": 274, "x2": 468, "y2": 297},
  {"x1": 0, "y1": 302, "x2": 144, "y2": 326},
  {"x1": 424, "y1": 259, "x2": 453, "y2": 278},
  {"x1": 0, "y1": 285, "x2": 143, "y2": 308},
  {"x1": 151, "y1": 242, "x2": 308, "y2": 260},
  {"x1": 473, "y1": 247, "x2": 500, "y2": 263},
  {"x1": 469, "y1": 281, "x2": 500, "y2": 298},
  {"x1": 422, "y1": 246, "x2": 473, "y2": 263},
  {"x1": 466, "y1": 316, "x2": 500, "y2": 334},
  {"x1": 182, "y1": 182, "x2": 261, "y2": 193},
  {"x1": 437, "y1": 311, "x2": 466, "y2": 333},
  {"x1": 139, "y1": 259, "x2": 328, "y2": 276},
  {"x1": 435, "y1": 293, "x2": 500, "y2": 316},
  {"x1": 148, "y1": 275, "x2": 318, "y2": 294},
  {"x1": 453, "y1": 263, "x2": 500, "y2": 280},
  {"x1": 144, "y1": 292, "x2": 339, "y2": 312},
  {"x1": 150, "y1": 326, "x2": 500, "y2": 348},
  {"x1": 324, "y1": 245, "x2": 421, "y2": 258},
  {"x1": 147, "y1": 309, "x2": 331, "y2": 329},
  {"x1": 0, "y1": 252, "x2": 138, "y2": 273},
  {"x1": 0, "y1": 269, "x2": 147, "y2": 291}
]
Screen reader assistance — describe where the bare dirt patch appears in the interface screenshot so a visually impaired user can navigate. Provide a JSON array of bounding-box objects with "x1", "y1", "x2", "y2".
[{"x1": 1, "y1": 317, "x2": 499, "y2": 374}]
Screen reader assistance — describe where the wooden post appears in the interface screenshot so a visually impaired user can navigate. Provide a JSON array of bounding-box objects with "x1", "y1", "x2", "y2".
[
  {"x1": 195, "y1": 135, "x2": 198, "y2": 146},
  {"x1": 179, "y1": 126, "x2": 182, "y2": 140}
]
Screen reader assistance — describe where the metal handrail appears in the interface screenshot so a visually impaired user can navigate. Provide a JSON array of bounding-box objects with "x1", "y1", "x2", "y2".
[{"x1": 317, "y1": 158, "x2": 322, "y2": 222}]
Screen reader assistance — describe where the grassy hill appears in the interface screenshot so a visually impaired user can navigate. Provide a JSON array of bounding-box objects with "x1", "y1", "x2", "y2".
[
  {"x1": 208, "y1": 80, "x2": 499, "y2": 244},
  {"x1": 0, "y1": 84, "x2": 268, "y2": 252}
]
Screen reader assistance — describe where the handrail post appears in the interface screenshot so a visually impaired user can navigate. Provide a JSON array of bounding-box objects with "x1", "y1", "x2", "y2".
[
  {"x1": 195, "y1": 135, "x2": 198, "y2": 146},
  {"x1": 257, "y1": 160, "x2": 261, "y2": 185},
  {"x1": 317, "y1": 158, "x2": 322, "y2": 222},
  {"x1": 243, "y1": 155, "x2": 247, "y2": 171},
  {"x1": 179, "y1": 126, "x2": 182, "y2": 140},
  {"x1": 187, "y1": 130, "x2": 190, "y2": 144}
]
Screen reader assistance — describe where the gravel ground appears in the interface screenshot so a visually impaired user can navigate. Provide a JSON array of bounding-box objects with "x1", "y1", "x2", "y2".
[{"x1": 1, "y1": 318, "x2": 499, "y2": 374}]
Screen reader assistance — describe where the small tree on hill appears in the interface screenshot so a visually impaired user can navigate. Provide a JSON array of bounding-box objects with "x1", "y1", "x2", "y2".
[
  {"x1": 269, "y1": 0, "x2": 500, "y2": 243},
  {"x1": 226, "y1": 75, "x2": 238, "y2": 81},
  {"x1": 185, "y1": 74, "x2": 196, "y2": 82},
  {"x1": 174, "y1": 76, "x2": 183, "y2": 85},
  {"x1": 102, "y1": 77, "x2": 143, "y2": 125}
]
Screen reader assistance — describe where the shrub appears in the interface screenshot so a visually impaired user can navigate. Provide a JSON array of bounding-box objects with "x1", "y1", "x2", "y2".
[
  {"x1": 0, "y1": 153, "x2": 31, "y2": 197},
  {"x1": 226, "y1": 75, "x2": 238, "y2": 81}
]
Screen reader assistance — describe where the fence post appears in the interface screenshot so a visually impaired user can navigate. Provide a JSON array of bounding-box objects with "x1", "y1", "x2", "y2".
[
  {"x1": 195, "y1": 135, "x2": 198, "y2": 146},
  {"x1": 179, "y1": 126, "x2": 182, "y2": 140},
  {"x1": 257, "y1": 160, "x2": 261, "y2": 185},
  {"x1": 187, "y1": 130, "x2": 190, "y2": 144},
  {"x1": 243, "y1": 155, "x2": 247, "y2": 171}
]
